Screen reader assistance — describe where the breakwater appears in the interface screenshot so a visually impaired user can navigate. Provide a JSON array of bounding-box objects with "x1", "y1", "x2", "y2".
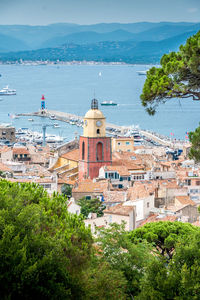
[{"x1": 17, "y1": 109, "x2": 189, "y2": 149}]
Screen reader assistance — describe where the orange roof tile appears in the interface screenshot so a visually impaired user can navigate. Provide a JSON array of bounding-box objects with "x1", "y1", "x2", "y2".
[
  {"x1": 104, "y1": 203, "x2": 134, "y2": 216},
  {"x1": 73, "y1": 179, "x2": 109, "y2": 193},
  {"x1": 13, "y1": 148, "x2": 30, "y2": 155},
  {"x1": 175, "y1": 196, "x2": 196, "y2": 206},
  {"x1": 192, "y1": 221, "x2": 200, "y2": 227},
  {"x1": 128, "y1": 182, "x2": 156, "y2": 200},
  {"x1": 0, "y1": 162, "x2": 12, "y2": 172},
  {"x1": 61, "y1": 149, "x2": 79, "y2": 161},
  {"x1": 139, "y1": 214, "x2": 177, "y2": 227},
  {"x1": 0, "y1": 146, "x2": 11, "y2": 153},
  {"x1": 103, "y1": 190, "x2": 126, "y2": 203}
]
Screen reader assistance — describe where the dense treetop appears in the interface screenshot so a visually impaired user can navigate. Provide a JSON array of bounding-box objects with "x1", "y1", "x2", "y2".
[
  {"x1": 0, "y1": 180, "x2": 93, "y2": 299},
  {"x1": 140, "y1": 30, "x2": 200, "y2": 115},
  {"x1": 1, "y1": 180, "x2": 200, "y2": 299}
]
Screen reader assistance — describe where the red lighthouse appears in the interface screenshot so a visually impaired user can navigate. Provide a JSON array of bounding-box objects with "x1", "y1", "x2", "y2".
[{"x1": 79, "y1": 99, "x2": 112, "y2": 180}]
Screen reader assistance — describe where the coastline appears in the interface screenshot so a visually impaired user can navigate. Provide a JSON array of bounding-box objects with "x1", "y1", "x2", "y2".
[{"x1": 0, "y1": 60, "x2": 156, "y2": 66}]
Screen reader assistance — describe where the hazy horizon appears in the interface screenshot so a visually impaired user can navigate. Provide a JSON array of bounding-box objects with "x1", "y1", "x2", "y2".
[{"x1": 0, "y1": 0, "x2": 199, "y2": 26}]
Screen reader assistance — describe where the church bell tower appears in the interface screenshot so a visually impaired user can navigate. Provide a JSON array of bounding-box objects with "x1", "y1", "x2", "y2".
[{"x1": 79, "y1": 98, "x2": 112, "y2": 180}]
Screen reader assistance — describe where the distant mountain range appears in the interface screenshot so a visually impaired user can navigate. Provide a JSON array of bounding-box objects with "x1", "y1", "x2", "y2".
[{"x1": 0, "y1": 22, "x2": 199, "y2": 63}]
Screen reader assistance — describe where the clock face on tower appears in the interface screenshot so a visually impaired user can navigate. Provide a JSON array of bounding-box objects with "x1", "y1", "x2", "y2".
[{"x1": 96, "y1": 120, "x2": 102, "y2": 127}]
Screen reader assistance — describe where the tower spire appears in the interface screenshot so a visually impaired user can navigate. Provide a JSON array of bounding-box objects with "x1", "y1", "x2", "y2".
[{"x1": 91, "y1": 98, "x2": 98, "y2": 110}]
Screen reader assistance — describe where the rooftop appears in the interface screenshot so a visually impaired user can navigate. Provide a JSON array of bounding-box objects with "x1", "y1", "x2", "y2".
[{"x1": 61, "y1": 149, "x2": 79, "y2": 161}]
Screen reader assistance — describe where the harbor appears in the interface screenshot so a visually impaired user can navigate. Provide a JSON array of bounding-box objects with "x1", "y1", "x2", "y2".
[{"x1": 17, "y1": 109, "x2": 189, "y2": 149}]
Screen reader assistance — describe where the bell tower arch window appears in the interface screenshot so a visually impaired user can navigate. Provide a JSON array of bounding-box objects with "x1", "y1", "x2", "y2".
[
  {"x1": 82, "y1": 141, "x2": 85, "y2": 160},
  {"x1": 96, "y1": 142, "x2": 103, "y2": 161}
]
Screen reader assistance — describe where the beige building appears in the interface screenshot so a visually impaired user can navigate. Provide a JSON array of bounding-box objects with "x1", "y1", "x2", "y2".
[
  {"x1": 112, "y1": 137, "x2": 134, "y2": 152},
  {"x1": 0, "y1": 124, "x2": 15, "y2": 143}
]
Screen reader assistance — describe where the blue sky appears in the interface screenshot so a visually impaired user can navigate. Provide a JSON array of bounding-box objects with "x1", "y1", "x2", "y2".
[{"x1": 0, "y1": 0, "x2": 200, "y2": 25}]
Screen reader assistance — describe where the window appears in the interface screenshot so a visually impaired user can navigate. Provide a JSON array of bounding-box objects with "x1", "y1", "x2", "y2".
[
  {"x1": 118, "y1": 142, "x2": 121, "y2": 145},
  {"x1": 96, "y1": 142, "x2": 103, "y2": 161},
  {"x1": 86, "y1": 195, "x2": 91, "y2": 200},
  {"x1": 97, "y1": 129, "x2": 100, "y2": 134},
  {"x1": 147, "y1": 202, "x2": 149, "y2": 208},
  {"x1": 196, "y1": 181, "x2": 200, "y2": 186},
  {"x1": 126, "y1": 142, "x2": 130, "y2": 145},
  {"x1": 185, "y1": 179, "x2": 191, "y2": 186},
  {"x1": 24, "y1": 154, "x2": 27, "y2": 158},
  {"x1": 82, "y1": 141, "x2": 85, "y2": 160},
  {"x1": 108, "y1": 172, "x2": 115, "y2": 179},
  {"x1": 41, "y1": 184, "x2": 51, "y2": 189}
]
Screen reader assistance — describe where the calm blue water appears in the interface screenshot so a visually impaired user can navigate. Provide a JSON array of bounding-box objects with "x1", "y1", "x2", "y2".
[{"x1": 0, "y1": 64, "x2": 199, "y2": 141}]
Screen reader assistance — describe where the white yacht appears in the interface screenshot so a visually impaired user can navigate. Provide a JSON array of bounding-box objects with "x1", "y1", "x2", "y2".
[
  {"x1": 50, "y1": 114, "x2": 56, "y2": 120},
  {"x1": 136, "y1": 70, "x2": 148, "y2": 75},
  {"x1": 45, "y1": 135, "x2": 64, "y2": 143},
  {"x1": 53, "y1": 123, "x2": 60, "y2": 128},
  {"x1": 0, "y1": 86, "x2": 16, "y2": 95}
]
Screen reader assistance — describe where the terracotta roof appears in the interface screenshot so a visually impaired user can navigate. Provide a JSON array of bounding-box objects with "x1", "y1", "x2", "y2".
[
  {"x1": 0, "y1": 146, "x2": 11, "y2": 153},
  {"x1": 0, "y1": 162, "x2": 12, "y2": 172},
  {"x1": 104, "y1": 203, "x2": 134, "y2": 216},
  {"x1": 175, "y1": 196, "x2": 196, "y2": 206},
  {"x1": 72, "y1": 179, "x2": 109, "y2": 193},
  {"x1": 166, "y1": 204, "x2": 192, "y2": 212},
  {"x1": 105, "y1": 165, "x2": 130, "y2": 176},
  {"x1": 8, "y1": 177, "x2": 54, "y2": 184},
  {"x1": 13, "y1": 148, "x2": 30, "y2": 155},
  {"x1": 103, "y1": 190, "x2": 127, "y2": 203},
  {"x1": 61, "y1": 149, "x2": 79, "y2": 161},
  {"x1": 58, "y1": 178, "x2": 76, "y2": 186},
  {"x1": 128, "y1": 182, "x2": 156, "y2": 200},
  {"x1": 139, "y1": 214, "x2": 177, "y2": 227},
  {"x1": 192, "y1": 221, "x2": 200, "y2": 227}
]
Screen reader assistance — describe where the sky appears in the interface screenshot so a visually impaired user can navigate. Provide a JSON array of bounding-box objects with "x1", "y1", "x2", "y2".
[{"x1": 0, "y1": 0, "x2": 199, "y2": 25}]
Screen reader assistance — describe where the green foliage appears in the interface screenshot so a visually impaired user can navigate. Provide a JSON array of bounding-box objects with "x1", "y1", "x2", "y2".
[
  {"x1": 189, "y1": 124, "x2": 200, "y2": 162},
  {"x1": 0, "y1": 171, "x2": 6, "y2": 178},
  {"x1": 137, "y1": 231, "x2": 200, "y2": 300},
  {"x1": 141, "y1": 30, "x2": 200, "y2": 114},
  {"x1": 129, "y1": 221, "x2": 198, "y2": 260},
  {"x1": 1, "y1": 183, "x2": 200, "y2": 300},
  {"x1": 96, "y1": 222, "x2": 151, "y2": 298},
  {"x1": 84, "y1": 262, "x2": 127, "y2": 300},
  {"x1": 61, "y1": 183, "x2": 72, "y2": 198},
  {"x1": 78, "y1": 197, "x2": 105, "y2": 218},
  {"x1": 0, "y1": 180, "x2": 93, "y2": 299}
]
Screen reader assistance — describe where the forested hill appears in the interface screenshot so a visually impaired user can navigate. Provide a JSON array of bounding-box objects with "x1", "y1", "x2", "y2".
[
  {"x1": 0, "y1": 22, "x2": 199, "y2": 63},
  {"x1": 0, "y1": 30, "x2": 198, "y2": 64}
]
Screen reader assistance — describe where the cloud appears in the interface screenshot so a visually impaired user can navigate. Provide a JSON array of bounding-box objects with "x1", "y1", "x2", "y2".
[{"x1": 187, "y1": 7, "x2": 198, "y2": 13}]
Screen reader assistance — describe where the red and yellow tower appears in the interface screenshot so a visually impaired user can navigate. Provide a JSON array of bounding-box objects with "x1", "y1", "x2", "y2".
[{"x1": 79, "y1": 99, "x2": 112, "y2": 180}]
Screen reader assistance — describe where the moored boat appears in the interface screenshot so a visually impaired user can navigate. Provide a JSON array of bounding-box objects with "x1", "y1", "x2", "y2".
[
  {"x1": 0, "y1": 86, "x2": 16, "y2": 95},
  {"x1": 136, "y1": 70, "x2": 148, "y2": 75},
  {"x1": 101, "y1": 101, "x2": 117, "y2": 106}
]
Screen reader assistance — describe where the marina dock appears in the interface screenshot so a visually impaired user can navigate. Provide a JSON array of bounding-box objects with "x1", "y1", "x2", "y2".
[{"x1": 17, "y1": 109, "x2": 189, "y2": 149}]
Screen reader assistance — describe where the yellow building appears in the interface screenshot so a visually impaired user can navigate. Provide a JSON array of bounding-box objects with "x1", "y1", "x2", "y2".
[
  {"x1": 112, "y1": 137, "x2": 134, "y2": 152},
  {"x1": 49, "y1": 148, "x2": 79, "y2": 187}
]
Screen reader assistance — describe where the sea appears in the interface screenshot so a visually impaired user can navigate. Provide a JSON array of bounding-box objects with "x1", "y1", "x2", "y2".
[{"x1": 0, "y1": 63, "x2": 199, "y2": 142}]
